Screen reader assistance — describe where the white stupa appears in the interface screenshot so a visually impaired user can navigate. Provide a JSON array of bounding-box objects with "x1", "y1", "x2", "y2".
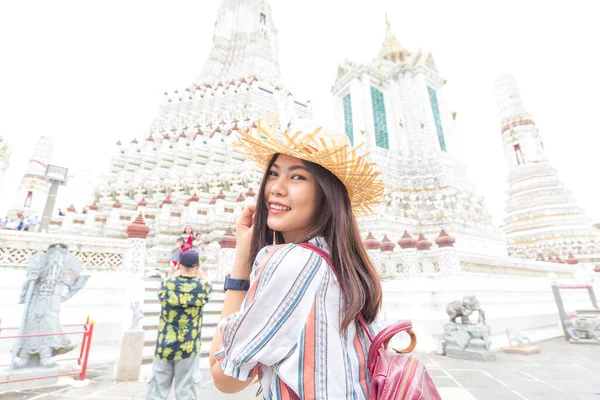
[{"x1": 495, "y1": 75, "x2": 600, "y2": 262}]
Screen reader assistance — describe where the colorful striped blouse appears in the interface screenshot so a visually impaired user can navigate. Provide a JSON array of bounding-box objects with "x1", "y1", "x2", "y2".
[{"x1": 215, "y1": 237, "x2": 376, "y2": 399}]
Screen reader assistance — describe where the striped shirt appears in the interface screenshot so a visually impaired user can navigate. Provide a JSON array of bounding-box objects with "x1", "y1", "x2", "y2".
[{"x1": 215, "y1": 237, "x2": 376, "y2": 399}]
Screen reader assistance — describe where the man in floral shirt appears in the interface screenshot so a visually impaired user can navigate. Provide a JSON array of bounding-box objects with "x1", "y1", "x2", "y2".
[{"x1": 147, "y1": 250, "x2": 212, "y2": 399}]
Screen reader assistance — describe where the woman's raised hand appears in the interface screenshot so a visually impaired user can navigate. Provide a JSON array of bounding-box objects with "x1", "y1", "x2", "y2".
[{"x1": 232, "y1": 203, "x2": 256, "y2": 278}]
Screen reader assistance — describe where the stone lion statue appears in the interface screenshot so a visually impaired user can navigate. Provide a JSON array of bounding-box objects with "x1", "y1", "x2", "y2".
[{"x1": 446, "y1": 295, "x2": 486, "y2": 325}]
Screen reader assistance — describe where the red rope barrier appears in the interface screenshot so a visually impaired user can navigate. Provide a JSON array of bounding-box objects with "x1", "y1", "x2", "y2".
[
  {"x1": 0, "y1": 323, "x2": 85, "y2": 331},
  {"x1": 556, "y1": 284, "x2": 591, "y2": 289},
  {"x1": 1, "y1": 331, "x2": 86, "y2": 339},
  {"x1": 0, "y1": 371, "x2": 80, "y2": 385},
  {"x1": 0, "y1": 317, "x2": 94, "y2": 385}
]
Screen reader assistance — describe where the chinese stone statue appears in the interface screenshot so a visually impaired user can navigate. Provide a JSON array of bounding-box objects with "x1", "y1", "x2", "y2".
[
  {"x1": 446, "y1": 295, "x2": 486, "y2": 325},
  {"x1": 442, "y1": 295, "x2": 495, "y2": 361},
  {"x1": 13, "y1": 244, "x2": 89, "y2": 369}
]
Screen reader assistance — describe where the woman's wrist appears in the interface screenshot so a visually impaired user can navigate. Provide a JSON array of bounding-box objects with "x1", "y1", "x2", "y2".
[
  {"x1": 229, "y1": 269, "x2": 250, "y2": 280},
  {"x1": 229, "y1": 253, "x2": 250, "y2": 277}
]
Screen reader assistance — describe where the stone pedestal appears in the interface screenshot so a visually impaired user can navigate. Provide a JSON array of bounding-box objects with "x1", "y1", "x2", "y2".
[
  {"x1": 0, "y1": 366, "x2": 59, "y2": 391},
  {"x1": 443, "y1": 323, "x2": 496, "y2": 361},
  {"x1": 217, "y1": 228, "x2": 236, "y2": 281},
  {"x1": 114, "y1": 329, "x2": 145, "y2": 382}
]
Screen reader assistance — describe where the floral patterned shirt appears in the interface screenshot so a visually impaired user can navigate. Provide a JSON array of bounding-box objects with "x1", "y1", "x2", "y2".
[{"x1": 155, "y1": 275, "x2": 212, "y2": 361}]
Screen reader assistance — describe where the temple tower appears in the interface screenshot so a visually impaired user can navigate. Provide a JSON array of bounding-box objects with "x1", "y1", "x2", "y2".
[
  {"x1": 198, "y1": 0, "x2": 281, "y2": 85},
  {"x1": 9, "y1": 136, "x2": 54, "y2": 218},
  {"x1": 495, "y1": 75, "x2": 600, "y2": 261},
  {"x1": 331, "y1": 17, "x2": 506, "y2": 256},
  {"x1": 88, "y1": 0, "x2": 312, "y2": 245}
]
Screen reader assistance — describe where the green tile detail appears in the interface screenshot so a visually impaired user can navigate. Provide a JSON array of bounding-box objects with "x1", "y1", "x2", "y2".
[
  {"x1": 428, "y1": 86, "x2": 446, "y2": 152},
  {"x1": 370, "y1": 87, "x2": 389, "y2": 149},
  {"x1": 343, "y1": 94, "x2": 354, "y2": 145}
]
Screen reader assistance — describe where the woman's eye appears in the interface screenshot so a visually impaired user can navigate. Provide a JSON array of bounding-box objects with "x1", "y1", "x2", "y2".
[
  {"x1": 291, "y1": 175, "x2": 306, "y2": 180},
  {"x1": 268, "y1": 171, "x2": 278, "y2": 177}
]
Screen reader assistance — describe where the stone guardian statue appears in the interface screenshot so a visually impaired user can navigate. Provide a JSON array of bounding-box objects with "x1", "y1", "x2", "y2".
[
  {"x1": 12, "y1": 244, "x2": 89, "y2": 369},
  {"x1": 446, "y1": 295, "x2": 486, "y2": 325},
  {"x1": 442, "y1": 295, "x2": 495, "y2": 361}
]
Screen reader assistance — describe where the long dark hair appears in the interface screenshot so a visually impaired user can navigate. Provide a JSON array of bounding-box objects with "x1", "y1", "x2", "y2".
[
  {"x1": 182, "y1": 225, "x2": 194, "y2": 235},
  {"x1": 249, "y1": 154, "x2": 382, "y2": 330}
]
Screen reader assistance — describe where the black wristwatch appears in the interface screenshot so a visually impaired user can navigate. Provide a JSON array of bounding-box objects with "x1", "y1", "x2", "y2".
[{"x1": 224, "y1": 274, "x2": 250, "y2": 292}]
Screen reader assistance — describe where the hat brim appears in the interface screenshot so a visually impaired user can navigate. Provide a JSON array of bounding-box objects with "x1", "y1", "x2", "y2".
[{"x1": 233, "y1": 119, "x2": 384, "y2": 216}]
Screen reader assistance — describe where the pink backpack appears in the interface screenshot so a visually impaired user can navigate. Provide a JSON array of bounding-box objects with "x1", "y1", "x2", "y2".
[{"x1": 300, "y1": 243, "x2": 442, "y2": 400}]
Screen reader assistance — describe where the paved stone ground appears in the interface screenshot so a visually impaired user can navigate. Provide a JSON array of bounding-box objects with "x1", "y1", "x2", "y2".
[{"x1": 1, "y1": 338, "x2": 598, "y2": 399}]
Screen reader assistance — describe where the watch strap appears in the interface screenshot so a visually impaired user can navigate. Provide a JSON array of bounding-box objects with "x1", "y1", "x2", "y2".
[{"x1": 224, "y1": 274, "x2": 250, "y2": 291}]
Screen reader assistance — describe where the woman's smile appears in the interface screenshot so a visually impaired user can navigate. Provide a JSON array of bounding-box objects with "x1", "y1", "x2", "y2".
[{"x1": 268, "y1": 201, "x2": 292, "y2": 214}]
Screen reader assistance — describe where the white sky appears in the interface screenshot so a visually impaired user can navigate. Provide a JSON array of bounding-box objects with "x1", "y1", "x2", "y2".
[{"x1": 0, "y1": 0, "x2": 598, "y2": 226}]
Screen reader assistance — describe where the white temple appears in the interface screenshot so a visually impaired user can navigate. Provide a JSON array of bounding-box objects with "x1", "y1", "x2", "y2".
[
  {"x1": 331, "y1": 17, "x2": 506, "y2": 256},
  {"x1": 25, "y1": 6, "x2": 598, "y2": 267},
  {"x1": 8, "y1": 136, "x2": 54, "y2": 218},
  {"x1": 9, "y1": 2, "x2": 595, "y2": 271},
  {"x1": 495, "y1": 75, "x2": 600, "y2": 263}
]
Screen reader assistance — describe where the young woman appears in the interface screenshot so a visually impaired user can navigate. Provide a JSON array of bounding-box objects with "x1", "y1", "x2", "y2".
[
  {"x1": 209, "y1": 120, "x2": 384, "y2": 399},
  {"x1": 181, "y1": 225, "x2": 194, "y2": 253}
]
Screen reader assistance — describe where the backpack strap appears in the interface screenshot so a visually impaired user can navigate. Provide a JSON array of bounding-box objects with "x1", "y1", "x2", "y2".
[{"x1": 298, "y1": 243, "x2": 374, "y2": 342}]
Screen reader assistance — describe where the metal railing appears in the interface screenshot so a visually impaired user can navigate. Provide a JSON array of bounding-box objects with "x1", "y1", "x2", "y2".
[{"x1": 0, "y1": 316, "x2": 95, "y2": 384}]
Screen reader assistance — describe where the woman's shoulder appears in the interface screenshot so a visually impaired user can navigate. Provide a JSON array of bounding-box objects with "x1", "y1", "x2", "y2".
[
  {"x1": 251, "y1": 242, "x2": 329, "y2": 286},
  {"x1": 256, "y1": 238, "x2": 329, "y2": 267}
]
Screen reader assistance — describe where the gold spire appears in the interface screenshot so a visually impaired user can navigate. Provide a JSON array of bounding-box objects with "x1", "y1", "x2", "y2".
[{"x1": 378, "y1": 14, "x2": 409, "y2": 63}]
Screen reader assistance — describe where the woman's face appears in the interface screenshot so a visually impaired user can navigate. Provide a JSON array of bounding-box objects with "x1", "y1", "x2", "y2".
[
  {"x1": 184, "y1": 226, "x2": 192, "y2": 234},
  {"x1": 264, "y1": 154, "x2": 320, "y2": 243}
]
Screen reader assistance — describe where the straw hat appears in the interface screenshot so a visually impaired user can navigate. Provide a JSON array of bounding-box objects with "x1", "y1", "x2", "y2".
[{"x1": 233, "y1": 117, "x2": 384, "y2": 215}]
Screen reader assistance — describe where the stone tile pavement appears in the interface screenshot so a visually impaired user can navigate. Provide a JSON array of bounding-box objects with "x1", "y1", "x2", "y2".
[{"x1": 1, "y1": 338, "x2": 598, "y2": 399}]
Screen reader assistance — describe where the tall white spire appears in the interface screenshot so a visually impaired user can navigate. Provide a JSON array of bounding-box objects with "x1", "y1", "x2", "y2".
[
  {"x1": 495, "y1": 74, "x2": 527, "y2": 120},
  {"x1": 377, "y1": 15, "x2": 409, "y2": 63},
  {"x1": 196, "y1": 0, "x2": 281, "y2": 85},
  {"x1": 495, "y1": 74, "x2": 546, "y2": 170},
  {"x1": 495, "y1": 75, "x2": 600, "y2": 261},
  {"x1": 10, "y1": 136, "x2": 54, "y2": 217}
]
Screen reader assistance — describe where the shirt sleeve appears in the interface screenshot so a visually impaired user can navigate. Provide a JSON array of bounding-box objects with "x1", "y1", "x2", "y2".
[
  {"x1": 194, "y1": 280, "x2": 212, "y2": 308},
  {"x1": 216, "y1": 243, "x2": 325, "y2": 380},
  {"x1": 157, "y1": 280, "x2": 167, "y2": 301}
]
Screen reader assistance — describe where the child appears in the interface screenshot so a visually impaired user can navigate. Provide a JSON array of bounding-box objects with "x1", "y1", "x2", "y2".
[
  {"x1": 168, "y1": 237, "x2": 184, "y2": 277},
  {"x1": 192, "y1": 233, "x2": 205, "y2": 261},
  {"x1": 148, "y1": 250, "x2": 212, "y2": 400}
]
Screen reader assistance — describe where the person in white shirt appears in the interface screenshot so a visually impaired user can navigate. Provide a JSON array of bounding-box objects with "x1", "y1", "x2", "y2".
[{"x1": 193, "y1": 233, "x2": 205, "y2": 260}]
